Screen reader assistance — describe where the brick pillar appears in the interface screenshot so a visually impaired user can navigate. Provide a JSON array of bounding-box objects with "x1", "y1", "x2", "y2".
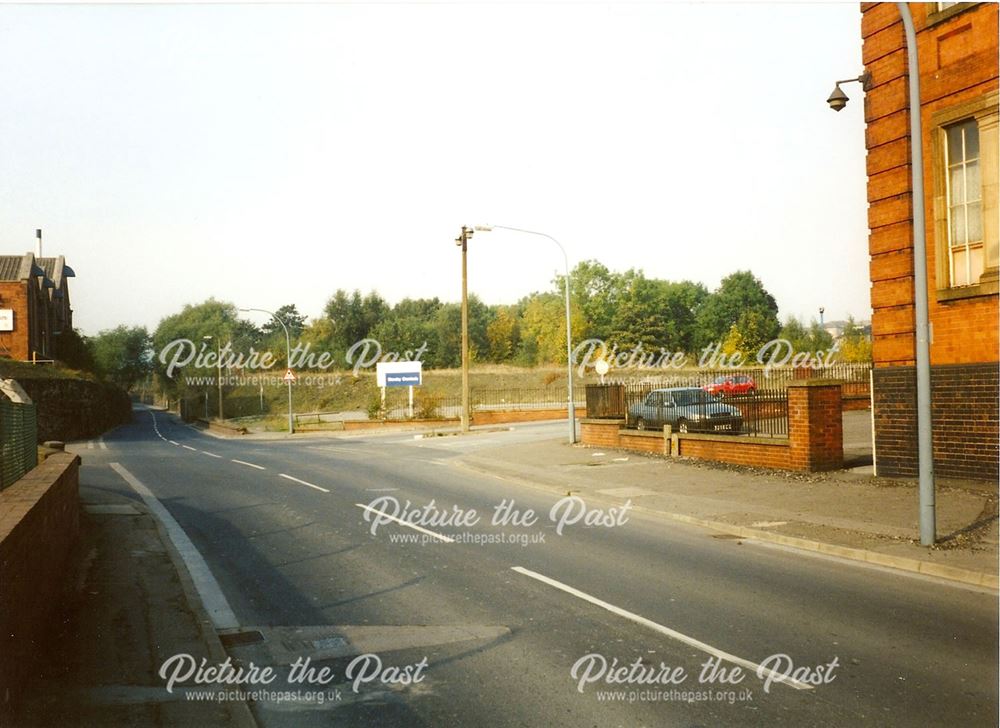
[{"x1": 788, "y1": 381, "x2": 843, "y2": 471}]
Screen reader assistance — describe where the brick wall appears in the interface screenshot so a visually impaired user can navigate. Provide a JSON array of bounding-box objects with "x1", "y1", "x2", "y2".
[
  {"x1": 580, "y1": 419, "x2": 623, "y2": 448},
  {"x1": 0, "y1": 282, "x2": 31, "y2": 360},
  {"x1": 0, "y1": 452, "x2": 81, "y2": 716},
  {"x1": 788, "y1": 382, "x2": 844, "y2": 471},
  {"x1": 873, "y1": 363, "x2": 999, "y2": 480},
  {"x1": 472, "y1": 407, "x2": 577, "y2": 426},
  {"x1": 619, "y1": 430, "x2": 666, "y2": 455},
  {"x1": 677, "y1": 436, "x2": 791, "y2": 469},
  {"x1": 862, "y1": 2, "x2": 999, "y2": 368},
  {"x1": 580, "y1": 384, "x2": 843, "y2": 473}
]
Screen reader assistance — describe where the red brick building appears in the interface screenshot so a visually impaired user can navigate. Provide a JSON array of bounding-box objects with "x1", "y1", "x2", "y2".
[
  {"x1": 862, "y1": 2, "x2": 998, "y2": 480},
  {"x1": 0, "y1": 253, "x2": 75, "y2": 362}
]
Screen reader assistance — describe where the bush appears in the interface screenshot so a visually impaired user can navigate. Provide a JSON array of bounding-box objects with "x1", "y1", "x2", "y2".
[
  {"x1": 367, "y1": 390, "x2": 385, "y2": 420},
  {"x1": 415, "y1": 392, "x2": 442, "y2": 420}
]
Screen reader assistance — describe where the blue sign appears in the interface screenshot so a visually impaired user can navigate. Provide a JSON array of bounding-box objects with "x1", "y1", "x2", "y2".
[{"x1": 385, "y1": 371, "x2": 422, "y2": 387}]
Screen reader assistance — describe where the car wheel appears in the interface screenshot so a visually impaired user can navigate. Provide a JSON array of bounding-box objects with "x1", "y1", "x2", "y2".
[
  {"x1": 677, "y1": 419, "x2": 689, "y2": 434},
  {"x1": 636, "y1": 417, "x2": 646, "y2": 431}
]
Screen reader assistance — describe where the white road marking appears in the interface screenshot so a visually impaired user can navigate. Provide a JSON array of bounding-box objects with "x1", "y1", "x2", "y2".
[
  {"x1": 87, "y1": 441, "x2": 94, "y2": 450},
  {"x1": 109, "y1": 462, "x2": 239, "y2": 630},
  {"x1": 169, "y1": 440, "x2": 179, "y2": 446},
  {"x1": 201, "y1": 451, "x2": 223, "y2": 459},
  {"x1": 232, "y1": 459, "x2": 265, "y2": 471},
  {"x1": 99, "y1": 438, "x2": 108, "y2": 450},
  {"x1": 182, "y1": 445, "x2": 197, "y2": 451},
  {"x1": 510, "y1": 566, "x2": 813, "y2": 692},
  {"x1": 354, "y1": 503, "x2": 455, "y2": 543},
  {"x1": 279, "y1": 473, "x2": 330, "y2": 493}
]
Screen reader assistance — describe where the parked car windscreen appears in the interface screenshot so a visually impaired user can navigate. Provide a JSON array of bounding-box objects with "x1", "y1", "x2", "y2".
[{"x1": 672, "y1": 389, "x2": 714, "y2": 406}]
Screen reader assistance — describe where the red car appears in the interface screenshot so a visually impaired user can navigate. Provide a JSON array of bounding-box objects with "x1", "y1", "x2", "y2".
[{"x1": 703, "y1": 374, "x2": 756, "y2": 397}]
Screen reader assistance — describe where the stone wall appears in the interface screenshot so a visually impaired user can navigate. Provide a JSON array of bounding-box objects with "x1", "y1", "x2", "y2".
[{"x1": 15, "y1": 377, "x2": 132, "y2": 442}]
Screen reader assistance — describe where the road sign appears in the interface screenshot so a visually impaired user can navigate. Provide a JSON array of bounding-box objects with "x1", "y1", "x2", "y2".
[
  {"x1": 0, "y1": 309, "x2": 13, "y2": 332},
  {"x1": 376, "y1": 361, "x2": 422, "y2": 388},
  {"x1": 283, "y1": 369, "x2": 297, "y2": 383}
]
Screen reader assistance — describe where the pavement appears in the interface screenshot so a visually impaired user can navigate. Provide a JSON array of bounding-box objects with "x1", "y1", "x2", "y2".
[
  {"x1": 12, "y1": 474, "x2": 255, "y2": 728},
  {"x1": 452, "y1": 429, "x2": 999, "y2": 586}
]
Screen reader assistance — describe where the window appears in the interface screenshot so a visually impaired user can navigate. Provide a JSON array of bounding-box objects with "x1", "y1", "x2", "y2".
[
  {"x1": 944, "y1": 120, "x2": 983, "y2": 287},
  {"x1": 931, "y1": 91, "x2": 998, "y2": 300}
]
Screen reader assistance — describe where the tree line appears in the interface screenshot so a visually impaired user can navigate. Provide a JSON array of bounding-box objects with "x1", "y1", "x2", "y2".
[{"x1": 62, "y1": 262, "x2": 871, "y2": 392}]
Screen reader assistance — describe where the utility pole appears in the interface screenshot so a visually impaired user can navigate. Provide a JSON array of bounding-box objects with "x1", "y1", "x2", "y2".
[
  {"x1": 216, "y1": 339, "x2": 224, "y2": 421},
  {"x1": 456, "y1": 226, "x2": 474, "y2": 432}
]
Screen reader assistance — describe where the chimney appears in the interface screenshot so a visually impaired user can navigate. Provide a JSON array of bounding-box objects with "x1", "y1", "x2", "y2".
[{"x1": 35, "y1": 228, "x2": 42, "y2": 258}]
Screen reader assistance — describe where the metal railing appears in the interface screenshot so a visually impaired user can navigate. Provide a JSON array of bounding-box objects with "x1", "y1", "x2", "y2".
[
  {"x1": 1, "y1": 380, "x2": 38, "y2": 490},
  {"x1": 587, "y1": 381, "x2": 789, "y2": 438}
]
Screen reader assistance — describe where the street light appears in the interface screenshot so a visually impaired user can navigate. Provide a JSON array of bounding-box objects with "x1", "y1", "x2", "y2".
[
  {"x1": 828, "y1": 4, "x2": 935, "y2": 545},
  {"x1": 474, "y1": 224, "x2": 577, "y2": 445},
  {"x1": 203, "y1": 335, "x2": 223, "y2": 420},
  {"x1": 825, "y1": 71, "x2": 871, "y2": 112},
  {"x1": 240, "y1": 307, "x2": 294, "y2": 434}
]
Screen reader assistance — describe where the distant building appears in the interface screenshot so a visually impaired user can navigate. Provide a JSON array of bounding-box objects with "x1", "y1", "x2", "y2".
[
  {"x1": 0, "y1": 252, "x2": 75, "y2": 362},
  {"x1": 862, "y1": 2, "x2": 998, "y2": 480}
]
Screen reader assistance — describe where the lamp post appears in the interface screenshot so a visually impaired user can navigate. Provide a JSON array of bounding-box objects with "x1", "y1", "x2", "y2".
[
  {"x1": 240, "y1": 307, "x2": 294, "y2": 434},
  {"x1": 474, "y1": 225, "x2": 576, "y2": 444},
  {"x1": 455, "y1": 227, "x2": 474, "y2": 432},
  {"x1": 202, "y1": 335, "x2": 223, "y2": 420},
  {"x1": 828, "y1": 3, "x2": 935, "y2": 545}
]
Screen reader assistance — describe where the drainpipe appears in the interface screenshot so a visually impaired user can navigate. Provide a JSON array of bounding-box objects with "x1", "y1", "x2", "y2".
[{"x1": 896, "y1": 3, "x2": 935, "y2": 545}]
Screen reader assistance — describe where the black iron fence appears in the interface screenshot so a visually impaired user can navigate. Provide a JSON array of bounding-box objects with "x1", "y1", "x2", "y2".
[{"x1": 588, "y1": 381, "x2": 789, "y2": 438}]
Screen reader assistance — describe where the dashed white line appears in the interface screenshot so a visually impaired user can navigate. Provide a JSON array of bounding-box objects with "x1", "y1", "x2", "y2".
[
  {"x1": 99, "y1": 438, "x2": 108, "y2": 450},
  {"x1": 169, "y1": 440, "x2": 179, "y2": 446},
  {"x1": 279, "y1": 473, "x2": 330, "y2": 493},
  {"x1": 510, "y1": 566, "x2": 812, "y2": 692},
  {"x1": 201, "y1": 451, "x2": 222, "y2": 458},
  {"x1": 182, "y1": 445, "x2": 197, "y2": 451},
  {"x1": 232, "y1": 459, "x2": 265, "y2": 471},
  {"x1": 355, "y1": 503, "x2": 454, "y2": 543}
]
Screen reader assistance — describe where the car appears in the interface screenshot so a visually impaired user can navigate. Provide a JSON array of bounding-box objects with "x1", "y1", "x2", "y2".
[
  {"x1": 703, "y1": 374, "x2": 756, "y2": 397},
  {"x1": 627, "y1": 387, "x2": 743, "y2": 434}
]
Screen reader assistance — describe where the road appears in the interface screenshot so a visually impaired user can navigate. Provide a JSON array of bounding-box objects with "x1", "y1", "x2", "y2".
[{"x1": 75, "y1": 409, "x2": 998, "y2": 727}]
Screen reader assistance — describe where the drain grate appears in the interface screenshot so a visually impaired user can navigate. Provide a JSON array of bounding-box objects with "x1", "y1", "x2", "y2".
[{"x1": 218, "y1": 629, "x2": 265, "y2": 647}]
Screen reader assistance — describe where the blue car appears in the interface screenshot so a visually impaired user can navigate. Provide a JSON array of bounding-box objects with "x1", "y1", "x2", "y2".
[{"x1": 628, "y1": 387, "x2": 743, "y2": 434}]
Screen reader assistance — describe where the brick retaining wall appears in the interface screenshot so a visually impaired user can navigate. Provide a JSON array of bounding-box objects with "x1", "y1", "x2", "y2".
[{"x1": 0, "y1": 452, "x2": 81, "y2": 718}]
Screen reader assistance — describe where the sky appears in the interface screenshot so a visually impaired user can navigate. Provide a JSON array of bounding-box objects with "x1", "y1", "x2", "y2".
[{"x1": 0, "y1": 1, "x2": 873, "y2": 335}]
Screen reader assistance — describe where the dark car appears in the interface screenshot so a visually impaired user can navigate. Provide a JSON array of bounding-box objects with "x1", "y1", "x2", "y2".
[
  {"x1": 628, "y1": 387, "x2": 743, "y2": 434},
  {"x1": 703, "y1": 374, "x2": 756, "y2": 397}
]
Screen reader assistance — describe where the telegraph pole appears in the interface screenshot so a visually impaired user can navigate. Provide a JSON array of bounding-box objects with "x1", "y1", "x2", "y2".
[{"x1": 456, "y1": 226, "x2": 474, "y2": 432}]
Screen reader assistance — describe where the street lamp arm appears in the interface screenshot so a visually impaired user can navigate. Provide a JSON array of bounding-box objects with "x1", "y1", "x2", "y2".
[
  {"x1": 473, "y1": 224, "x2": 577, "y2": 444},
  {"x1": 239, "y1": 306, "x2": 292, "y2": 353}
]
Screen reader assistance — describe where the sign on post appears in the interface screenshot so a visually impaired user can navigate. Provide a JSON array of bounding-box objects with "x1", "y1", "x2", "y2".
[
  {"x1": 376, "y1": 361, "x2": 422, "y2": 419},
  {"x1": 283, "y1": 369, "x2": 297, "y2": 383},
  {"x1": 376, "y1": 361, "x2": 422, "y2": 388}
]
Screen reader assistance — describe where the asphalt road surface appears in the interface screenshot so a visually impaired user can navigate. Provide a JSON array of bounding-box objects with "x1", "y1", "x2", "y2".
[{"x1": 75, "y1": 409, "x2": 999, "y2": 727}]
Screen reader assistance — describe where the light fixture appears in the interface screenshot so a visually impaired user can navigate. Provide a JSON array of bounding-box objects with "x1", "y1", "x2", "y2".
[{"x1": 826, "y1": 71, "x2": 872, "y2": 112}]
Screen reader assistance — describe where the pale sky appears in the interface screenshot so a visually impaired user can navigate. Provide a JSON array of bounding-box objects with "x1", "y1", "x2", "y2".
[{"x1": 0, "y1": 1, "x2": 873, "y2": 335}]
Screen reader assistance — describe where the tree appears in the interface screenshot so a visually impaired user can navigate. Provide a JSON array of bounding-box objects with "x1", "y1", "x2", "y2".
[
  {"x1": 695, "y1": 271, "x2": 780, "y2": 350},
  {"x1": 486, "y1": 306, "x2": 520, "y2": 362},
  {"x1": 839, "y1": 316, "x2": 872, "y2": 362},
  {"x1": 55, "y1": 327, "x2": 95, "y2": 373},
  {"x1": 90, "y1": 325, "x2": 152, "y2": 390},
  {"x1": 152, "y1": 299, "x2": 242, "y2": 394},
  {"x1": 262, "y1": 304, "x2": 306, "y2": 339},
  {"x1": 322, "y1": 289, "x2": 389, "y2": 351}
]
